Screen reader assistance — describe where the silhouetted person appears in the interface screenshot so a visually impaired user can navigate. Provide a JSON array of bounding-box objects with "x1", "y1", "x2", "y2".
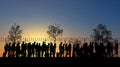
[
  {"x1": 39, "y1": 43, "x2": 42, "y2": 57},
  {"x1": 32, "y1": 42, "x2": 36, "y2": 57},
  {"x1": 76, "y1": 43, "x2": 81, "y2": 57},
  {"x1": 50, "y1": 42, "x2": 53, "y2": 57},
  {"x1": 53, "y1": 43, "x2": 56, "y2": 57},
  {"x1": 45, "y1": 43, "x2": 50, "y2": 57},
  {"x1": 72, "y1": 43, "x2": 76, "y2": 57},
  {"x1": 36, "y1": 43, "x2": 40, "y2": 57},
  {"x1": 16, "y1": 42, "x2": 20, "y2": 57},
  {"x1": 114, "y1": 41, "x2": 119, "y2": 57},
  {"x1": 68, "y1": 43, "x2": 72, "y2": 57},
  {"x1": 89, "y1": 42, "x2": 94, "y2": 57},
  {"x1": 42, "y1": 41, "x2": 46, "y2": 57},
  {"x1": 59, "y1": 42, "x2": 64, "y2": 57},
  {"x1": 99, "y1": 43, "x2": 106, "y2": 57},
  {"x1": 3, "y1": 43, "x2": 9, "y2": 57},
  {"x1": 8, "y1": 43, "x2": 11, "y2": 57},
  {"x1": 83, "y1": 42, "x2": 89, "y2": 57},
  {"x1": 106, "y1": 42, "x2": 113, "y2": 57},
  {"x1": 28, "y1": 42, "x2": 32, "y2": 57},
  {"x1": 94, "y1": 42, "x2": 99, "y2": 57},
  {"x1": 65, "y1": 43, "x2": 69, "y2": 57},
  {"x1": 11, "y1": 42, "x2": 16, "y2": 57},
  {"x1": 21, "y1": 41, "x2": 26, "y2": 57}
]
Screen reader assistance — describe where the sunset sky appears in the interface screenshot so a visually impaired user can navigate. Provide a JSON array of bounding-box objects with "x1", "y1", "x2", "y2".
[{"x1": 0, "y1": 0, "x2": 120, "y2": 57}]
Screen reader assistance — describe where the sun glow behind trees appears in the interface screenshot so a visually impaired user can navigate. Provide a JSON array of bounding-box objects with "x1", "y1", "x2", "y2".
[{"x1": 0, "y1": 23, "x2": 120, "y2": 57}]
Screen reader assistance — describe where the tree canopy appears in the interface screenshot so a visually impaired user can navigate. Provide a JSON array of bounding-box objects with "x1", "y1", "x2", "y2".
[
  {"x1": 91, "y1": 24, "x2": 112, "y2": 43},
  {"x1": 7, "y1": 24, "x2": 22, "y2": 43},
  {"x1": 47, "y1": 24, "x2": 63, "y2": 43}
]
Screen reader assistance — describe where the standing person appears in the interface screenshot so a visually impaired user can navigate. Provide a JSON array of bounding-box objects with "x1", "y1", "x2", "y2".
[
  {"x1": 114, "y1": 40, "x2": 119, "y2": 57},
  {"x1": 3, "y1": 43, "x2": 9, "y2": 57},
  {"x1": 68, "y1": 43, "x2": 72, "y2": 57},
  {"x1": 53, "y1": 43, "x2": 56, "y2": 57},
  {"x1": 16, "y1": 42, "x2": 20, "y2": 57}
]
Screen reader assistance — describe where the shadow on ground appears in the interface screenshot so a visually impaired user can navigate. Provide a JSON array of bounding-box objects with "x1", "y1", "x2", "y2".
[{"x1": 0, "y1": 57, "x2": 120, "y2": 64}]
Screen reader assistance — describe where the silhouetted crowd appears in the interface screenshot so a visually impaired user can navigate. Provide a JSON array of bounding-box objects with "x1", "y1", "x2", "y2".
[{"x1": 3, "y1": 41, "x2": 119, "y2": 58}]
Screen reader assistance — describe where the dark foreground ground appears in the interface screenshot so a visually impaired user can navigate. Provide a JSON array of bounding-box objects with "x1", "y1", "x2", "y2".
[{"x1": 0, "y1": 57, "x2": 120, "y2": 65}]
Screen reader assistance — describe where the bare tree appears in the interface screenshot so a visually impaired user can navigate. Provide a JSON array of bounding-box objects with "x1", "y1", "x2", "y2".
[
  {"x1": 7, "y1": 24, "x2": 22, "y2": 43},
  {"x1": 47, "y1": 24, "x2": 63, "y2": 43},
  {"x1": 91, "y1": 24, "x2": 112, "y2": 43}
]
